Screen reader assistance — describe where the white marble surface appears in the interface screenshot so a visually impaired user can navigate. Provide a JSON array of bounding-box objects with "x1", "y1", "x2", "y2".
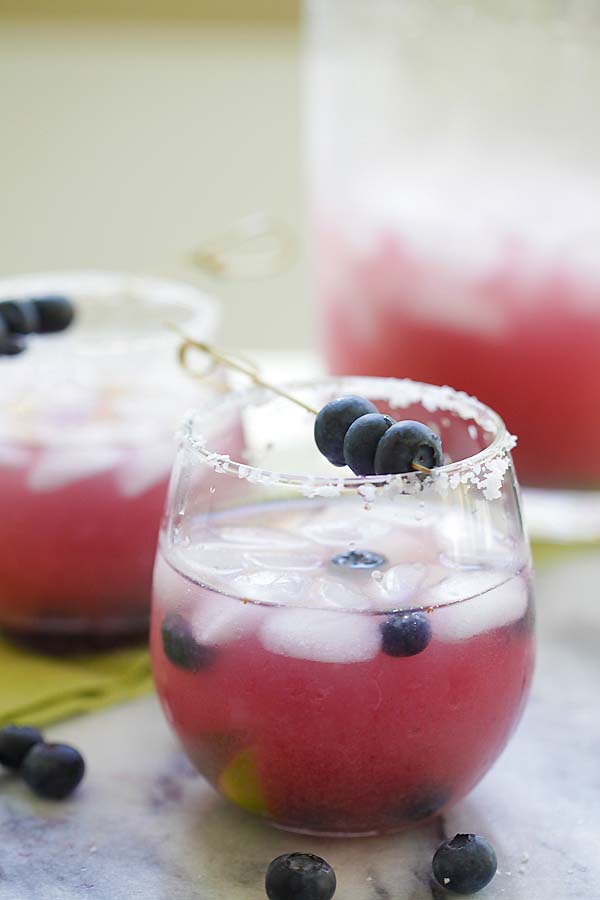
[{"x1": 1, "y1": 551, "x2": 598, "y2": 900}]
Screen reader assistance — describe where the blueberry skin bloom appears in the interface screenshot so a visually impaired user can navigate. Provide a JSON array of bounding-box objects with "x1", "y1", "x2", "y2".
[
  {"x1": 432, "y1": 834, "x2": 498, "y2": 894},
  {"x1": 314, "y1": 395, "x2": 378, "y2": 467},
  {"x1": 21, "y1": 743, "x2": 86, "y2": 800},
  {"x1": 265, "y1": 853, "x2": 336, "y2": 900},
  {"x1": 0, "y1": 725, "x2": 44, "y2": 769},
  {"x1": 374, "y1": 420, "x2": 443, "y2": 475},
  {"x1": 380, "y1": 612, "x2": 432, "y2": 657},
  {"x1": 343, "y1": 413, "x2": 395, "y2": 475}
]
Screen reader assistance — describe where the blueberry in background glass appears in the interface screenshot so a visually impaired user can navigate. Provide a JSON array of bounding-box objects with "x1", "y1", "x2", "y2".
[{"x1": 0, "y1": 294, "x2": 75, "y2": 356}]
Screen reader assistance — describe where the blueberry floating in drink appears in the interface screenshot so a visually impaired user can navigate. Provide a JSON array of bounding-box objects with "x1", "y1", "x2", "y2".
[
  {"x1": 432, "y1": 834, "x2": 497, "y2": 894},
  {"x1": 331, "y1": 548, "x2": 387, "y2": 569},
  {"x1": 161, "y1": 612, "x2": 216, "y2": 672},
  {"x1": 0, "y1": 294, "x2": 75, "y2": 356},
  {"x1": 314, "y1": 395, "x2": 442, "y2": 475},
  {"x1": 380, "y1": 612, "x2": 432, "y2": 657},
  {"x1": 0, "y1": 725, "x2": 44, "y2": 769},
  {"x1": 265, "y1": 853, "x2": 336, "y2": 900},
  {"x1": 21, "y1": 742, "x2": 86, "y2": 800}
]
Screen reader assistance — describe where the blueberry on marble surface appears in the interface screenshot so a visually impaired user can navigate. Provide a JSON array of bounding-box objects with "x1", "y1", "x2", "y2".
[
  {"x1": 21, "y1": 742, "x2": 85, "y2": 800},
  {"x1": 432, "y1": 834, "x2": 497, "y2": 894},
  {"x1": 314, "y1": 395, "x2": 377, "y2": 467},
  {"x1": 0, "y1": 725, "x2": 44, "y2": 769},
  {"x1": 380, "y1": 612, "x2": 432, "y2": 657},
  {"x1": 265, "y1": 852, "x2": 336, "y2": 900},
  {"x1": 343, "y1": 412, "x2": 395, "y2": 475},
  {"x1": 374, "y1": 420, "x2": 443, "y2": 475},
  {"x1": 162, "y1": 613, "x2": 216, "y2": 672}
]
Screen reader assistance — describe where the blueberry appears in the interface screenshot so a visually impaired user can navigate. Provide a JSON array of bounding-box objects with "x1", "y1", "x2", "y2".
[
  {"x1": 265, "y1": 853, "x2": 336, "y2": 900},
  {"x1": 331, "y1": 549, "x2": 387, "y2": 569},
  {"x1": 0, "y1": 300, "x2": 40, "y2": 334},
  {"x1": 432, "y1": 834, "x2": 497, "y2": 895},
  {"x1": 21, "y1": 743, "x2": 85, "y2": 800},
  {"x1": 343, "y1": 413, "x2": 395, "y2": 475},
  {"x1": 314, "y1": 395, "x2": 378, "y2": 467},
  {"x1": 31, "y1": 295, "x2": 75, "y2": 334},
  {"x1": 0, "y1": 725, "x2": 44, "y2": 769},
  {"x1": 380, "y1": 612, "x2": 432, "y2": 657},
  {"x1": 161, "y1": 612, "x2": 215, "y2": 672},
  {"x1": 373, "y1": 421, "x2": 443, "y2": 475},
  {"x1": 0, "y1": 335, "x2": 26, "y2": 356}
]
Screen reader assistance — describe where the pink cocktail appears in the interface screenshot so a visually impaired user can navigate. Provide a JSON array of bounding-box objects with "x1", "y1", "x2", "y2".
[
  {"x1": 0, "y1": 271, "x2": 219, "y2": 646},
  {"x1": 151, "y1": 376, "x2": 534, "y2": 834},
  {"x1": 320, "y1": 231, "x2": 600, "y2": 489}
]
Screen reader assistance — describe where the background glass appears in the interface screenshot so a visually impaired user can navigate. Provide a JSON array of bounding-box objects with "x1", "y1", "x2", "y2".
[
  {"x1": 308, "y1": 0, "x2": 600, "y2": 540},
  {"x1": 0, "y1": 271, "x2": 219, "y2": 647}
]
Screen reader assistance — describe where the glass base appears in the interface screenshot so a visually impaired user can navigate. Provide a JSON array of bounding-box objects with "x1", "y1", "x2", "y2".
[
  {"x1": 1, "y1": 612, "x2": 149, "y2": 654},
  {"x1": 523, "y1": 487, "x2": 600, "y2": 544}
]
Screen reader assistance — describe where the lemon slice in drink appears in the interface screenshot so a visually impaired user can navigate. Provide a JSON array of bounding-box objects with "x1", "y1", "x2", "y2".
[{"x1": 218, "y1": 747, "x2": 266, "y2": 815}]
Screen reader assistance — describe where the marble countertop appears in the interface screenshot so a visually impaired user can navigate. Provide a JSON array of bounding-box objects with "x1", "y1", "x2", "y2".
[{"x1": 1, "y1": 550, "x2": 598, "y2": 899}]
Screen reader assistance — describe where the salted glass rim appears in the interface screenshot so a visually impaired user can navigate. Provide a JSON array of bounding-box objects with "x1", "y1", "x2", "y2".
[
  {"x1": 180, "y1": 375, "x2": 514, "y2": 491},
  {"x1": 0, "y1": 269, "x2": 220, "y2": 352}
]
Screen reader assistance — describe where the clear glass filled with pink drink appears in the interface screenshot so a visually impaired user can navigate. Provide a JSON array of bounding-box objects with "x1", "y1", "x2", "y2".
[
  {"x1": 308, "y1": 0, "x2": 600, "y2": 539},
  {"x1": 0, "y1": 271, "x2": 220, "y2": 647},
  {"x1": 151, "y1": 376, "x2": 534, "y2": 835}
]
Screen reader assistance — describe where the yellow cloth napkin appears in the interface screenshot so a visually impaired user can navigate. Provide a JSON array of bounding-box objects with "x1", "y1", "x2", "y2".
[{"x1": 0, "y1": 637, "x2": 153, "y2": 728}]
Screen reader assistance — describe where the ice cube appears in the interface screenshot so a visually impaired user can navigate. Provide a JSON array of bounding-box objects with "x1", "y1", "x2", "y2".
[
  {"x1": 244, "y1": 550, "x2": 323, "y2": 572},
  {"x1": 192, "y1": 593, "x2": 264, "y2": 645},
  {"x1": 0, "y1": 444, "x2": 30, "y2": 468},
  {"x1": 27, "y1": 446, "x2": 122, "y2": 492},
  {"x1": 116, "y1": 443, "x2": 174, "y2": 498},
  {"x1": 177, "y1": 543, "x2": 249, "y2": 581},
  {"x1": 259, "y1": 608, "x2": 381, "y2": 663},
  {"x1": 373, "y1": 562, "x2": 427, "y2": 610},
  {"x1": 153, "y1": 552, "x2": 189, "y2": 612},
  {"x1": 231, "y1": 570, "x2": 309, "y2": 605},
  {"x1": 301, "y1": 509, "x2": 393, "y2": 548},
  {"x1": 218, "y1": 526, "x2": 311, "y2": 551},
  {"x1": 427, "y1": 570, "x2": 506, "y2": 605},
  {"x1": 430, "y1": 573, "x2": 528, "y2": 641},
  {"x1": 311, "y1": 576, "x2": 370, "y2": 610}
]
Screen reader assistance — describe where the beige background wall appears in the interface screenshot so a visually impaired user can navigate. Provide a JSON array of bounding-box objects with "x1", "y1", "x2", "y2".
[
  {"x1": 0, "y1": 7, "x2": 309, "y2": 351},
  {"x1": 0, "y1": 1, "x2": 299, "y2": 23}
]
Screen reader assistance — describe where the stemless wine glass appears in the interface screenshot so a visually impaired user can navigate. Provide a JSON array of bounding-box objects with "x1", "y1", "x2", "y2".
[
  {"x1": 151, "y1": 376, "x2": 535, "y2": 836},
  {"x1": 0, "y1": 271, "x2": 220, "y2": 648}
]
